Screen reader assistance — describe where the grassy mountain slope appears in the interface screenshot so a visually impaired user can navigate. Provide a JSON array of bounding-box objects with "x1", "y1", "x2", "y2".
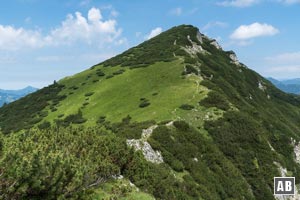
[
  {"x1": 1, "y1": 25, "x2": 300, "y2": 199},
  {"x1": 46, "y1": 60, "x2": 209, "y2": 126}
]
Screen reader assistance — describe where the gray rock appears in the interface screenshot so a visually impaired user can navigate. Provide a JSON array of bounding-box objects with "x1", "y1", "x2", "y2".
[{"x1": 127, "y1": 125, "x2": 163, "y2": 164}]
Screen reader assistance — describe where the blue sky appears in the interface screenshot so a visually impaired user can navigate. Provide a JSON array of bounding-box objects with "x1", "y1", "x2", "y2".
[{"x1": 0, "y1": 0, "x2": 300, "y2": 89}]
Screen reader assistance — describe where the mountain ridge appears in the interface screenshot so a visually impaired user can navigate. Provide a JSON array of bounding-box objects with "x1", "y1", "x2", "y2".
[
  {"x1": 268, "y1": 77, "x2": 300, "y2": 94},
  {"x1": 1, "y1": 24, "x2": 300, "y2": 199},
  {"x1": 0, "y1": 86, "x2": 38, "y2": 106}
]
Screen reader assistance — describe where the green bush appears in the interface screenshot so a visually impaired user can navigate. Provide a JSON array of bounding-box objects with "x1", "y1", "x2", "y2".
[
  {"x1": 184, "y1": 57, "x2": 197, "y2": 65},
  {"x1": 84, "y1": 92, "x2": 94, "y2": 97},
  {"x1": 182, "y1": 64, "x2": 198, "y2": 75},
  {"x1": 173, "y1": 121, "x2": 190, "y2": 131},
  {"x1": 57, "y1": 114, "x2": 64, "y2": 118},
  {"x1": 38, "y1": 121, "x2": 51, "y2": 129},
  {"x1": 55, "y1": 109, "x2": 87, "y2": 127},
  {"x1": 139, "y1": 98, "x2": 150, "y2": 108},
  {"x1": 96, "y1": 70, "x2": 105, "y2": 76},
  {"x1": 199, "y1": 91, "x2": 230, "y2": 111},
  {"x1": 106, "y1": 75, "x2": 114, "y2": 79},
  {"x1": 171, "y1": 159, "x2": 184, "y2": 172},
  {"x1": 97, "y1": 116, "x2": 106, "y2": 124},
  {"x1": 70, "y1": 86, "x2": 79, "y2": 90},
  {"x1": 179, "y1": 104, "x2": 194, "y2": 110},
  {"x1": 82, "y1": 102, "x2": 89, "y2": 106},
  {"x1": 139, "y1": 101, "x2": 150, "y2": 108},
  {"x1": 113, "y1": 69, "x2": 125, "y2": 75},
  {"x1": 0, "y1": 127, "x2": 133, "y2": 199},
  {"x1": 108, "y1": 119, "x2": 155, "y2": 139}
]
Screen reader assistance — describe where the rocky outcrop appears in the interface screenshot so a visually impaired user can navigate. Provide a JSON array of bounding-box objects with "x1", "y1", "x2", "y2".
[
  {"x1": 258, "y1": 81, "x2": 266, "y2": 91},
  {"x1": 182, "y1": 35, "x2": 206, "y2": 57},
  {"x1": 127, "y1": 125, "x2": 163, "y2": 164},
  {"x1": 196, "y1": 31, "x2": 203, "y2": 44},
  {"x1": 210, "y1": 40, "x2": 222, "y2": 50},
  {"x1": 229, "y1": 52, "x2": 240, "y2": 66},
  {"x1": 292, "y1": 139, "x2": 300, "y2": 165}
]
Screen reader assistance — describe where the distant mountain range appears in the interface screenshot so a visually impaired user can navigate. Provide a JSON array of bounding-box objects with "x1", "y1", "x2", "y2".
[
  {"x1": 0, "y1": 86, "x2": 38, "y2": 106},
  {"x1": 267, "y1": 77, "x2": 300, "y2": 94}
]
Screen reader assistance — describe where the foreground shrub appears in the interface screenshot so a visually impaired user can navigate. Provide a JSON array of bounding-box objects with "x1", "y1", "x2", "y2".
[{"x1": 0, "y1": 127, "x2": 133, "y2": 199}]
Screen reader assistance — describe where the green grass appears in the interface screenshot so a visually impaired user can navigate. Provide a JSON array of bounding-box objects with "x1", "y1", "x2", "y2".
[
  {"x1": 43, "y1": 60, "x2": 209, "y2": 126},
  {"x1": 89, "y1": 179, "x2": 154, "y2": 200},
  {"x1": 172, "y1": 170, "x2": 190, "y2": 182}
]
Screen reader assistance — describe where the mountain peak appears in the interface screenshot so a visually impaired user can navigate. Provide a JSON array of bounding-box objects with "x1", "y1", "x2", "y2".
[
  {"x1": 19, "y1": 86, "x2": 38, "y2": 93},
  {"x1": 99, "y1": 24, "x2": 238, "y2": 71},
  {"x1": 99, "y1": 24, "x2": 209, "y2": 67}
]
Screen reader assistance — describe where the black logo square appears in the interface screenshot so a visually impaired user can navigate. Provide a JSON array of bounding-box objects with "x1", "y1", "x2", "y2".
[{"x1": 274, "y1": 177, "x2": 295, "y2": 195}]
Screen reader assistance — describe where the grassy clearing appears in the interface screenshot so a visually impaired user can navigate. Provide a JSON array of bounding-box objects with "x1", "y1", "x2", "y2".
[
  {"x1": 43, "y1": 60, "x2": 209, "y2": 126},
  {"x1": 89, "y1": 179, "x2": 154, "y2": 200}
]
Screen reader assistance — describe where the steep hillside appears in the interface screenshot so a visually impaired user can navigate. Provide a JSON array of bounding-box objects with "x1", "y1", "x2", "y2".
[{"x1": 1, "y1": 25, "x2": 300, "y2": 200}]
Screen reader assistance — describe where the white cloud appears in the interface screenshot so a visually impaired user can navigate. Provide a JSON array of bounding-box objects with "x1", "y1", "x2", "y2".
[
  {"x1": 88, "y1": 7, "x2": 102, "y2": 22},
  {"x1": 217, "y1": 0, "x2": 259, "y2": 7},
  {"x1": 169, "y1": 7, "x2": 182, "y2": 16},
  {"x1": 145, "y1": 27, "x2": 163, "y2": 40},
  {"x1": 0, "y1": 7, "x2": 123, "y2": 51},
  {"x1": 0, "y1": 25, "x2": 44, "y2": 50},
  {"x1": 48, "y1": 8, "x2": 121, "y2": 46},
  {"x1": 230, "y1": 22, "x2": 279, "y2": 40}
]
